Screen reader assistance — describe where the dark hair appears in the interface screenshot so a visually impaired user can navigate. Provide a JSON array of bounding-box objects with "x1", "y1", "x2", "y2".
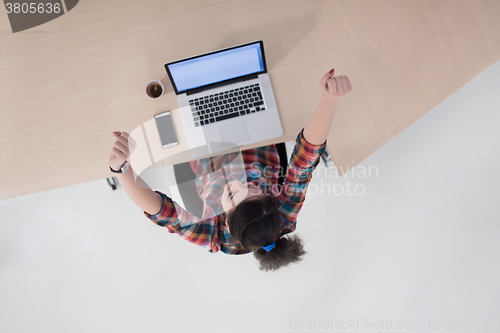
[{"x1": 227, "y1": 195, "x2": 306, "y2": 271}]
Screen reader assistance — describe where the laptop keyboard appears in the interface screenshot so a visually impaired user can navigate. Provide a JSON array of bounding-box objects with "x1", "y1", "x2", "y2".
[{"x1": 189, "y1": 83, "x2": 266, "y2": 127}]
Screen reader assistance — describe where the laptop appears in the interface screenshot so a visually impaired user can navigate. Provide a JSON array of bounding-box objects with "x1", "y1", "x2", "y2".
[{"x1": 164, "y1": 40, "x2": 283, "y2": 156}]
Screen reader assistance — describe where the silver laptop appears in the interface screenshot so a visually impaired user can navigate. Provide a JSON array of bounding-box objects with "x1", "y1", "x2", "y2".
[{"x1": 164, "y1": 40, "x2": 283, "y2": 156}]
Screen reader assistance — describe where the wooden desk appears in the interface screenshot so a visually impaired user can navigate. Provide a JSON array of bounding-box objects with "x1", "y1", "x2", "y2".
[{"x1": 1, "y1": 0, "x2": 499, "y2": 199}]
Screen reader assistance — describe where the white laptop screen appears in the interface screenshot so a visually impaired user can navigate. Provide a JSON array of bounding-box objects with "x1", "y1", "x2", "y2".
[{"x1": 166, "y1": 41, "x2": 265, "y2": 94}]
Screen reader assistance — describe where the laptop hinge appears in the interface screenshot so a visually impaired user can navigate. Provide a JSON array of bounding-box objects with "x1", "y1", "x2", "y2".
[{"x1": 186, "y1": 74, "x2": 259, "y2": 96}]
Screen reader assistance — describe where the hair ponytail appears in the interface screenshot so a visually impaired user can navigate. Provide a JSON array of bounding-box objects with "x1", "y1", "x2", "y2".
[
  {"x1": 228, "y1": 195, "x2": 306, "y2": 271},
  {"x1": 254, "y1": 234, "x2": 306, "y2": 271}
]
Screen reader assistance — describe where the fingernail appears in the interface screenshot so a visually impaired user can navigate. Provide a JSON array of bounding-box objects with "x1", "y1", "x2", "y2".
[
  {"x1": 114, "y1": 131, "x2": 120, "y2": 135},
  {"x1": 329, "y1": 69, "x2": 335, "y2": 74}
]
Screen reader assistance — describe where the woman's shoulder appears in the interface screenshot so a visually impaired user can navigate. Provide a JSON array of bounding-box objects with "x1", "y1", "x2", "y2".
[{"x1": 278, "y1": 213, "x2": 296, "y2": 234}]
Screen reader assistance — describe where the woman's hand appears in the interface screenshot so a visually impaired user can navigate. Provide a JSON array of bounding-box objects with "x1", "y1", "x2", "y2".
[
  {"x1": 319, "y1": 69, "x2": 352, "y2": 102},
  {"x1": 109, "y1": 131, "x2": 135, "y2": 171}
]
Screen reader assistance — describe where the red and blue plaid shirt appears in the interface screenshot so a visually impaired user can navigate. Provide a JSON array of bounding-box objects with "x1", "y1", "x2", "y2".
[{"x1": 144, "y1": 128, "x2": 326, "y2": 255}]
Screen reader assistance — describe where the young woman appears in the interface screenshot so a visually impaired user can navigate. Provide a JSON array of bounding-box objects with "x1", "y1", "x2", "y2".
[{"x1": 108, "y1": 69, "x2": 352, "y2": 271}]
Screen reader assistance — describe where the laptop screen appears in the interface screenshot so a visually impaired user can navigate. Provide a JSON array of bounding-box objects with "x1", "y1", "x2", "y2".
[{"x1": 166, "y1": 41, "x2": 265, "y2": 94}]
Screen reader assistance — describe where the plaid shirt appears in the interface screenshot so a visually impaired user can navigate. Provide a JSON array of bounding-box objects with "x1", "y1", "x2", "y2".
[{"x1": 144, "y1": 128, "x2": 326, "y2": 255}]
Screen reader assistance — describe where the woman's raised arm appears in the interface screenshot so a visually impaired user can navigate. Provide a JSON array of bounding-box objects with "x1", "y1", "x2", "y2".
[
  {"x1": 303, "y1": 69, "x2": 352, "y2": 145},
  {"x1": 108, "y1": 131, "x2": 163, "y2": 215}
]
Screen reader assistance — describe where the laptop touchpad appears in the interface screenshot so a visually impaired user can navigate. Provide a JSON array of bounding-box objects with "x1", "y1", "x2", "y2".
[{"x1": 218, "y1": 121, "x2": 250, "y2": 145}]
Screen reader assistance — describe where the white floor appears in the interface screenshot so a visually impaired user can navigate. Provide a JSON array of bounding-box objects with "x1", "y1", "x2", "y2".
[{"x1": 1, "y1": 60, "x2": 500, "y2": 333}]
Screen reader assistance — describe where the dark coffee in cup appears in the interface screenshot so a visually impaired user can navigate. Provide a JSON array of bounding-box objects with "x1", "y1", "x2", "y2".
[
  {"x1": 146, "y1": 80, "x2": 164, "y2": 99},
  {"x1": 150, "y1": 85, "x2": 162, "y2": 97}
]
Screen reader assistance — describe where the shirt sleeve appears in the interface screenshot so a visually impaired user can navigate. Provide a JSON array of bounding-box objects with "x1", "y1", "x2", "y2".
[
  {"x1": 143, "y1": 191, "x2": 221, "y2": 252},
  {"x1": 278, "y1": 128, "x2": 326, "y2": 231}
]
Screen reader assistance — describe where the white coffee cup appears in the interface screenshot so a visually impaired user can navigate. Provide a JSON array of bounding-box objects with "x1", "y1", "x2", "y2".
[{"x1": 145, "y1": 80, "x2": 164, "y2": 99}]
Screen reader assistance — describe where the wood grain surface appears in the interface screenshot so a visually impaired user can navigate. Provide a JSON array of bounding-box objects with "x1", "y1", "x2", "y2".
[{"x1": 1, "y1": 0, "x2": 499, "y2": 199}]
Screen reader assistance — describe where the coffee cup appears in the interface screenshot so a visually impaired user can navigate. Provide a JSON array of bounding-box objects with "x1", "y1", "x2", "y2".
[{"x1": 145, "y1": 80, "x2": 164, "y2": 99}]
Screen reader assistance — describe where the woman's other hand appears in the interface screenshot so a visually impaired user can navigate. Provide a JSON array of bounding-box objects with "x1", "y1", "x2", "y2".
[
  {"x1": 109, "y1": 131, "x2": 136, "y2": 171},
  {"x1": 319, "y1": 69, "x2": 352, "y2": 102}
]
